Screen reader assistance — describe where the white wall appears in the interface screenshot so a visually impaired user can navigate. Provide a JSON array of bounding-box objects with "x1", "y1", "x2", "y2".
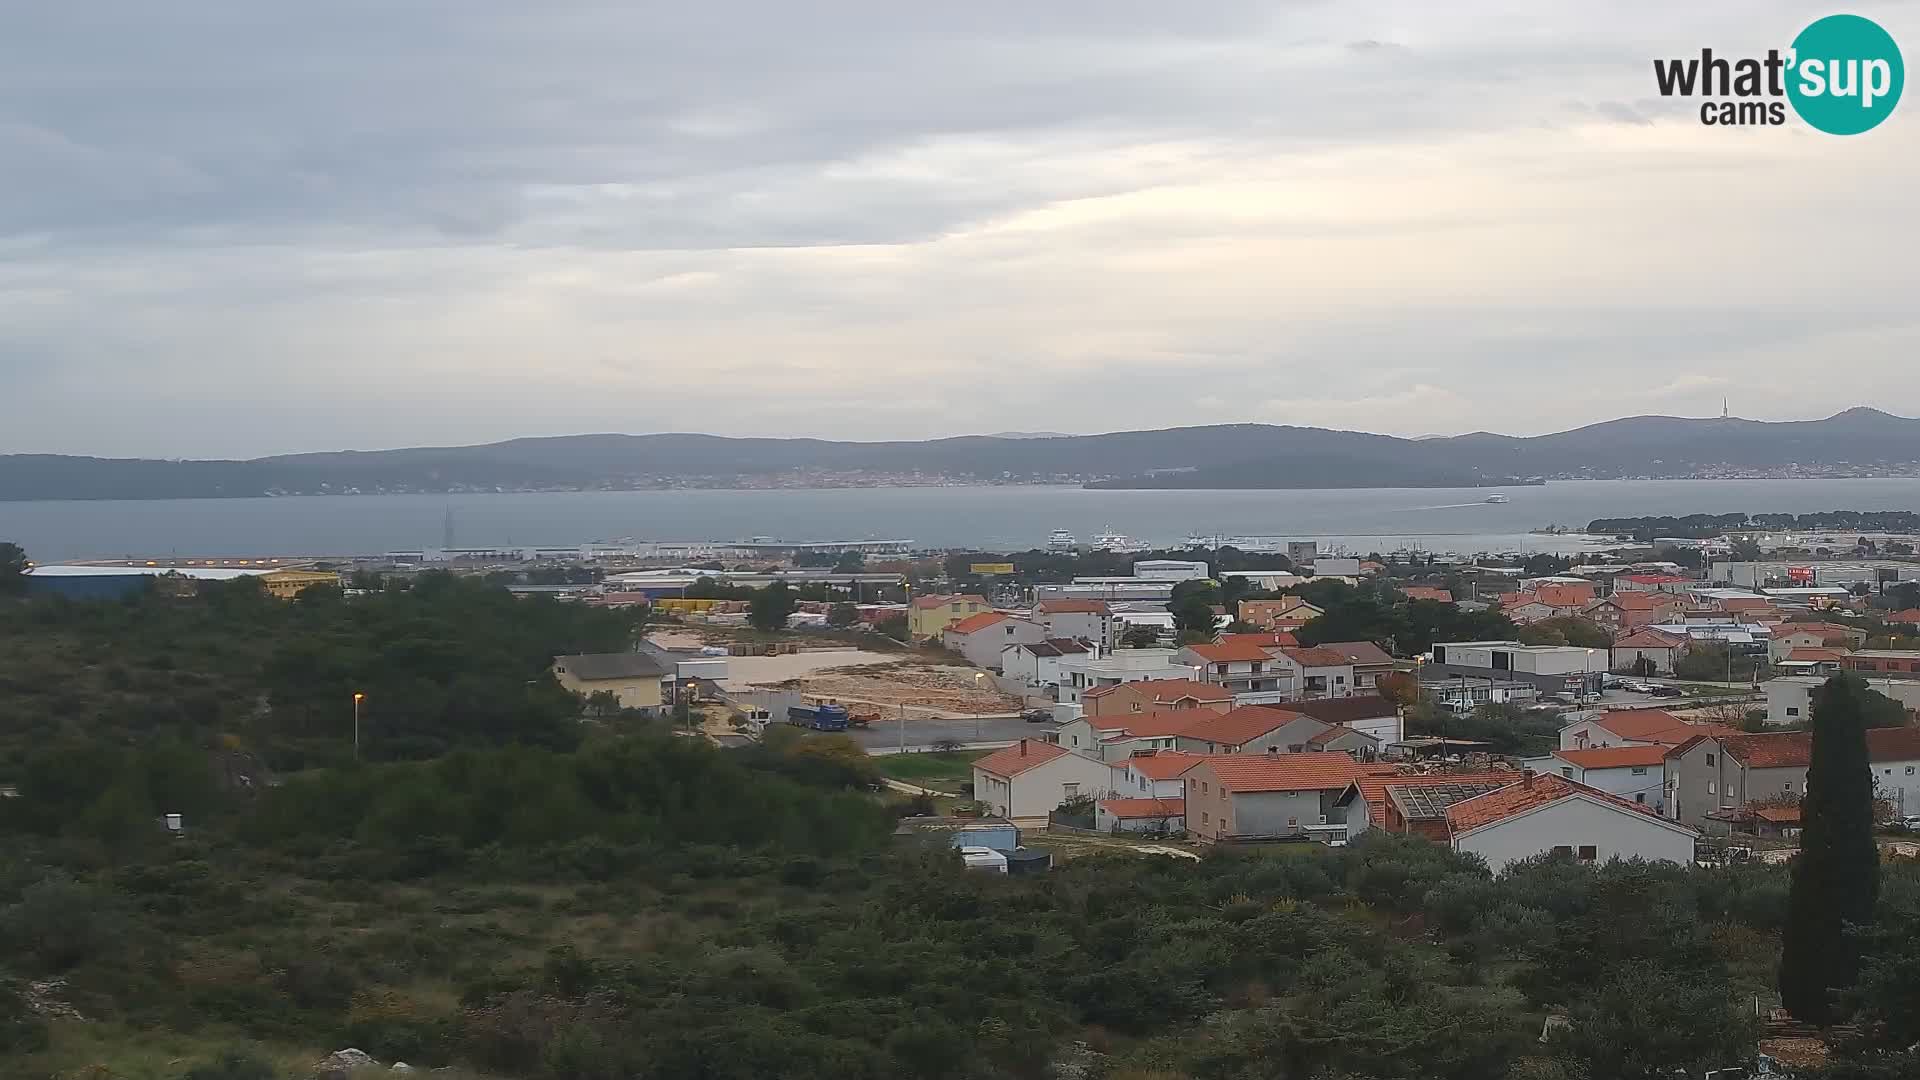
[
  {"x1": 1765, "y1": 679, "x2": 1818, "y2": 727},
  {"x1": 1453, "y1": 795, "x2": 1695, "y2": 875},
  {"x1": 949, "y1": 619, "x2": 1045, "y2": 669},
  {"x1": 1873, "y1": 757, "x2": 1920, "y2": 817},
  {"x1": 972, "y1": 751, "x2": 1116, "y2": 818},
  {"x1": 1557, "y1": 763, "x2": 1664, "y2": 811}
]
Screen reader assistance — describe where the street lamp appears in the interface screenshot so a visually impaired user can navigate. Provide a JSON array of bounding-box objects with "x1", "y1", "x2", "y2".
[
  {"x1": 974, "y1": 672, "x2": 987, "y2": 743},
  {"x1": 352, "y1": 692, "x2": 365, "y2": 760}
]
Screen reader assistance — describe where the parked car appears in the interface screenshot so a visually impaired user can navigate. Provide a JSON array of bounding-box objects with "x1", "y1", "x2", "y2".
[
  {"x1": 1645, "y1": 685, "x2": 1684, "y2": 698},
  {"x1": 1021, "y1": 708, "x2": 1053, "y2": 723}
]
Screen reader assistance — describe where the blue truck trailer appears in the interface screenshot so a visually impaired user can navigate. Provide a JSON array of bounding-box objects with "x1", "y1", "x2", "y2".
[{"x1": 787, "y1": 702, "x2": 851, "y2": 731}]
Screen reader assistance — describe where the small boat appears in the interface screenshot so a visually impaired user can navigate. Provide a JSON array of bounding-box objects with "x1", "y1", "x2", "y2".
[{"x1": 1485, "y1": 494, "x2": 1510, "y2": 504}]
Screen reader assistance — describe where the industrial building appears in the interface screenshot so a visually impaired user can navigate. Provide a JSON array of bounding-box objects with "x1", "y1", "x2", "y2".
[{"x1": 23, "y1": 564, "x2": 340, "y2": 601}]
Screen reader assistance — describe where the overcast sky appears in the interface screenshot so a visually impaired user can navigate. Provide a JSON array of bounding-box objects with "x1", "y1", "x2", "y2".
[{"x1": 2, "y1": 1, "x2": 1915, "y2": 457}]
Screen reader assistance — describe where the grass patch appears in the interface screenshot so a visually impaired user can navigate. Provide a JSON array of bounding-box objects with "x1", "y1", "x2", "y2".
[{"x1": 877, "y1": 750, "x2": 987, "y2": 792}]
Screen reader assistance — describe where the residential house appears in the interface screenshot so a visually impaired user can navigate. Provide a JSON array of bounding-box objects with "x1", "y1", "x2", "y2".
[
  {"x1": 1337, "y1": 770, "x2": 1519, "y2": 839},
  {"x1": 1055, "y1": 711, "x2": 1198, "y2": 761},
  {"x1": 1216, "y1": 630, "x2": 1300, "y2": 650},
  {"x1": 1305, "y1": 724, "x2": 1383, "y2": 758},
  {"x1": 1610, "y1": 629, "x2": 1689, "y2": 675},
  {"x1": 1521, "y1": 745, "x2": 1670, "y2": 812},
  {"x1": 1502, "y1": 597, "x2": 1563, "y2": 625},
  {"x1": 1767, "y1": 622, "x2": 1868, "y2": 662},
  {"x1": 1844, "y1": 650, "x2": 1920, "y2": 680},
  {"x1": 1000, "y1": 638, "x2": 1090, "y2": 688},
  {"x1": 1428, "y1": 641, "x2": 1607, "y2": 697},
  {"x1": 1056, "y1": 648, "x2": 1197, "y2": 703},
  {"x1": 1559, "y1": 708, "x2": 1735, "y2": 752},
  {"x1": 1868, "y1": 726, "x2": 1920, "y2": 817},
  {"x1": 943, "y1": 612, "x2": 1045, "y2": 669},
  {"x1": 1237, "y1": 597, "x2": 1324, "y2": 632},
  {"x1": 1584, "y1": 590, "x2": 1684, "y2": 635},
  {"x1": 551, "y1": 653, "x2": 672, "y2": 716},
  {"x1": 908, "y1": 593, "x2": 990, "y2": 640},
  {"x1": 1309, "y1": 641, "x2": 1395, "y2": 691},
  {"x1": 971, "y1": 740, "x2": 1116, "y2": 820},
  {"x1": 1082, "y1": 678, "x2": 1233, "y2": 718},
  {"x1": 1285, "y1": 695, "x2": 1406, "y2": 744},
  {"x1": 1445, "y1": 773, "x2": 1698, "y2": 874},
  {"x1": 1182, "y1": 753, "x2": 1371, "y2": 844},
  {"x1": 1095, "y1": 797, "x2": 1186, "y2": 834},
  {"x1": 1275, "y1": 646, "x2": 1358, "y2": 699},
  {"x1": 1173, "y1": 706, "x2": 1331, "y2": 756},
  {"x1": 1108, "y1": 749, "x2": 1207, "y2": 799},
  {"x1": 1399, "y1": 586, "x2": 1454, "y2": 603},
  {"x1": 1664, "y1": 732, "x2": 1809, "y2": 829},
  {"x1": 1180, "y1": 641, "x2": 1291, "y2": 697},
  {"x1": 1762, "y1": 676, "x2": 1825, "y2": 727},
  {"x1": 1779, "y1": 647, "x2": 1848, "y2": 676},
  {"x1": 1032, "y1": 599, "x2": 1115, "y2": 650},
  {"x1": 1616, "y1": 573, "x2": 1696, "y2": 594},
  {"x1": 1887, "y1": 609, "x2": 1920, "y2": 627}
]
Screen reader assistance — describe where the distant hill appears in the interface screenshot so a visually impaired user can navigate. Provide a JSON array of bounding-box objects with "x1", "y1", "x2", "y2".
[{"x1": 2, "y1": 408, "x2": 1917, "y2": 499}]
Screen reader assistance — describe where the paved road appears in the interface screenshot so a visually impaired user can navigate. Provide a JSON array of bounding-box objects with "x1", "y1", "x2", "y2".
[{"x1": 850, "y1": 715, "x2": 1045, "y2": 751}]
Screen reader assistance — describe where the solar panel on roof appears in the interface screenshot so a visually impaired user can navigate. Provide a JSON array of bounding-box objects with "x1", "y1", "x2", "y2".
[{"x1": 1388, "y1": 781, "x2": 1512, "y2": 820}]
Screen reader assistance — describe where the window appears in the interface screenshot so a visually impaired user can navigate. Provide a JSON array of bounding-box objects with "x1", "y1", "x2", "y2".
[
  {"x1": 1577, "y1": 845, "x2": 1598, "y2": 863},
  {"x1": 1708, "y1": 781, "x2": 1717, "y2": 796},
  {"x1": 1551, "y1": 845, "x2": 1573, "y2": 856},
  {"x1": 1560, "y1": 767, "x2": 1573, "y2": 778},
  {"x1": 1635, "y1": 793, "x2": 1646, "y2": 803},
  {"x1": 1705, "y1": 753, "x2": 1716, "y2": 766},
  {"x1": 1787, "y1": 707, "x2": 1800, "y2": 716},
  {"x1": 1131, "y1": 703, "x2": 1142, "y2": 712},
  {"x1": 1062, "y1": 783, "x2": 1079, "y2": 798},
  {"x1": 1201, "y1": 782, "x2": 1209, "y2": 793},
  {"x1": 1336, "y1": 675, "x2": 1346, "y2": 684},
  {"x1": 1909, "y1": 766, "x2": 1916, "y2": 776},
  {"x1": 1202, "y1": 811, "x2": 1210, "y2": 825}
]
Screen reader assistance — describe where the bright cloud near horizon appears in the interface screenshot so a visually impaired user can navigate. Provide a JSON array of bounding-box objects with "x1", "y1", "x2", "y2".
[{"x1": 2, "y1": 1, "x2": 1916, "y2": 457}]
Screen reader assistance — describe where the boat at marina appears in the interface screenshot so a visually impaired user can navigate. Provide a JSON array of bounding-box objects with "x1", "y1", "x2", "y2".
[
  {"x1": 1484, "y1": 494, "x2": 1510, "y2": 504},
  {"x1": 1047, "y1": 528, "x2": 1076, "y2": 551},
  {"x1": 1090, "y1": 528, "x2": 1148, "y2": 553}
]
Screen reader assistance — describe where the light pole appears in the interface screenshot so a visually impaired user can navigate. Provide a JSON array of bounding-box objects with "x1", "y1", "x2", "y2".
[
  {"x1": 352, "y1": 691, "x2": 365, "y2": 761},
  {"x1": 974, "y1": 672, "x2": 987, "y2": 743}
]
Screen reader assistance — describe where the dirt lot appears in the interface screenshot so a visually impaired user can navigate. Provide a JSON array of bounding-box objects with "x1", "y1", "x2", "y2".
[{"x1": 769, "y1": 660, "x2": 1020, "y2": 716}]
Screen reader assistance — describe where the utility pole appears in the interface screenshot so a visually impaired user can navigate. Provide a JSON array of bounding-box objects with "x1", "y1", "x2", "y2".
[{"x1": 352, "y1": 691, "x2": 365, "y2": 761}]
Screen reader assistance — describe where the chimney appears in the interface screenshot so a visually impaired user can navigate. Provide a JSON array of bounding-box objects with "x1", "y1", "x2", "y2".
[
  {"x1": 1020, "y1": 741, "x2": 1028, "y2": 757},
  {"x1": 1522, "y1": 768, "x2": 1536, "y2": 789}
]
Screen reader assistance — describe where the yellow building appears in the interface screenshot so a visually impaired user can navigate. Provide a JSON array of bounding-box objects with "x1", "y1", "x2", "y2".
[
  {"x1": 907, "y1": 593, "x2": 991, "y2": 641},
  {"x1": 551, "y1": 653, "x2": 672, "y2": 716},
  {"x1": 258, "y1": 568, "x2": 342, "y2": 599}
]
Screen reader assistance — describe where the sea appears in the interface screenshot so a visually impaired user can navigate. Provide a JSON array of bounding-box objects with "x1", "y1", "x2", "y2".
[{"x1": 4, "y1": 478, "x2": 1920, "y2": 562}]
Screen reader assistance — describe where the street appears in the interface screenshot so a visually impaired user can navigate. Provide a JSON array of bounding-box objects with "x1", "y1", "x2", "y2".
[{"x1": 849, "y1": 714, "x2": 1041, "y2": 752}]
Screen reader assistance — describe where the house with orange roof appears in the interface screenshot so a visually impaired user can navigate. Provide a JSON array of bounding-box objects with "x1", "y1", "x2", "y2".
[
  {"x1": 1082, "y1": 678, "x2": 1232, "y2": 718},
  {"x1": 1107, "y1": 749, "x2": 1208, "y2": 799},
  {"x1": 1235, "y1": 597, "x2": 1323, "y2": 632},
  {"x1": 1399, "y1": 585, "x2": 1454, "y2": 604},
  {"x1": 1308, "y1": 641, "x2": 1395, "y2": 691},
  {"x1": 1443, "y1": 772, "x2": 1698, "y2": 874},
  {"x1": 1174, "y1": 706, "x2": 1338, "y2": 757},
  {"x1": 1888, "y1": 609, "x2": 1920, "y2": 627},
  {"x1": 1216, "y1": 630, "x2": 1300, "y2": 650},
  {"x1": 1056, "y1": 710, "x2": 1209, "y2": 761},
  {"x1": 1666, "y1": 727, "x2": 1920, "y2": 828},
  {"x1": 1558, "y1": 708, "x2": 1736, "y2": 752},
  {"x1": 970, "y1": 739, "x2": 1116, "y2": 820},
  {"x1": 1521, "y1": 745, "x2": 1672, "y2": 812},
  {"x1": 1095, "y1": 797, "x2": 1186, "y2": 834},
  {"x1": 1500, "y1": 594, "x2": 1563, "y2": 625},
  {"x1": 1616, "y1": 573, "x2": 1696, "y2": 594},
  {"x1": 942, "y1": 611, "x2": 1045, "y2": 669},
  {"x1": 907, "y1": 593, "x2": 990, "y2": 640},
  {"x1": 1584, "y1": 590, "x2": 1685, "y2": 635},
  {"x1": 1272, "y1": 646, "x2": 1359, "y2": 700},
  {"x1": 1178, "y1": 640, "x2": 1293, "y2": 698},
  {"x1": 1181, "y1": 752, "x2": 1375, "y2": 844},
  {"x1": 1335, "y1": 769, "x2": 1521, "y2": 839},
  {"x1": 1032, "y1": 598, "x2": 1115, "y2": 649},
  {"x1": 1610, "y1": 628, "x2": 1689, "y2": 676}
]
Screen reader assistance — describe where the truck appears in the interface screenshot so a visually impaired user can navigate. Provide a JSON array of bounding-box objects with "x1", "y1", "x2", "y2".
[{"x1": 787, "y1": 702, "x2": 851, "y2": 731}]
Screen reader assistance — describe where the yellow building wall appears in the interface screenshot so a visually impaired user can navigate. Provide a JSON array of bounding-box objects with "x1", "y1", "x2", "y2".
[
  {"x1": 553, "y1": 670, "x2": 665, "y2": 711},
  {"x1": 259, "y1": 570, "x2": 341, "y2": 599},
  {"x1": 908, "y1": 597, "x2": 986, "y2": 640}
]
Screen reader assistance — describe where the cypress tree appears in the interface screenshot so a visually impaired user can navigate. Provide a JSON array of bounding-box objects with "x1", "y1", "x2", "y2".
[{"x1": 1779, "y1": 673, "x2": 1881, "y2": 1024}]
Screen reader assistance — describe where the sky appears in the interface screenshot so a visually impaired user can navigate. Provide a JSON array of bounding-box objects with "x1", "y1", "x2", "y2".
[{"x1": 2, "y1": 1, "x2": 1916, "y2": 458}]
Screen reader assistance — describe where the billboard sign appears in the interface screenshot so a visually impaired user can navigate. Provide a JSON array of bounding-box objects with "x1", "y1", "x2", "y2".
[
  {"x1": 1788, "y1": 565, "x2": 1815, "y2": 584},
  {"x1": 970, "y1": 562, "x2": 1015, "y2": 575}
]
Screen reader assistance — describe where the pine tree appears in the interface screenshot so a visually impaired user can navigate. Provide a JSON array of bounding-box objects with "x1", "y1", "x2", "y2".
[{"x1": 1779, "y1": 673, "x2": 1881, "y2": 1024}]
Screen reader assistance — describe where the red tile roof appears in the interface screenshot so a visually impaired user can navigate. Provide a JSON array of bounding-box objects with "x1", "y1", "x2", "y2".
[
  {"x1": 1445, "y1": 772, "x2": 1669, "y2": 833},
  {"x1": 1591, "y1": 709, "x2": 1735, "y2": 746},
  {"x1": 1084, "y1": 710, "x2": 1211, "y2": 738},
  {"x1": 1533, "y1": 584, "x2": 1597, "y2": 608},
  {"x1": 1753, "y1": 805, "x2": 1802, "y2": 824},
  {"x1": 1614, "y1": 629, "x2": 1685, "y2": 649},
  {"x1": 1281, "y1": 695, "x2": 1400, "y2": 726},
  {"x1": 1886, "y1": 609, "x2": 1920, "y2": 625},
  {"x1": 1177, "y1": 705, "x2": 1307, "y2": 747},
  {"x1": 1282, "y1": 646, "x2": 1355, "y2": 667},
  {"x1": 1037, "y1": 599, "x2": 1111, "y2": 615},
  {"x1": 972, "y1": 739, "x2": 1071, "y2": 778},
  {"x1": 1312, "y1": 641, "x2": 1395, "y2": 666},
  {"x1": 1097, "y1": 797, "x2": 1185, "y2": 820},
  {"x1": 1122, "y1": 750, "x2": 1208, "y2": 780},
  {"x1": 1400, "y1": 586, "x2": 1454, "y2": 603},
  {"x1": 1186, "y1": 641, "x2": 1277, "y2": 663},
  {"x1": 1623, "y1": 574, "x2": 1692, "y2": 585},
  {"x1": 1718, "y1": 733, "x2": 1811, "y2": 769},
  {"x1": 1868, "y1": 726, "x2": 1920, "y2": 762},
  {"x1": 1349, "y1": 769, "x2": 1519, "y2": 827},
  {"x1": 1598, "y1": 591, "x2": 1678, "y2": 611},
  {"x1": 944, "y1": 611, "x2": 1010, "y2": 635},
  {"x1": 1082, "y1": 678, "x2": 1231, "y2": 703},
  {"x1": 1200, "y1": 752, "x2": 1366, "y2": 793},
  {"x1": 1786, "y1": 647, "x2": 1848, "y2": 663},
  {"x1": 1553, "y1": 745, "x2": 1670, "y2": 769}
]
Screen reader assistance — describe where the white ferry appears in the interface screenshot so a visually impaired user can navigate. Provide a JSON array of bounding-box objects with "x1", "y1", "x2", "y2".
[{"x1": 1047, "y1": 528, "x2": 1076, "y2": 551}]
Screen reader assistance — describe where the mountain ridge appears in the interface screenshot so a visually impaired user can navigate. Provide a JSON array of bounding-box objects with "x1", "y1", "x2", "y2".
[{"x1": 3, "y1": 409, "x2": 1916, "y2": 500}]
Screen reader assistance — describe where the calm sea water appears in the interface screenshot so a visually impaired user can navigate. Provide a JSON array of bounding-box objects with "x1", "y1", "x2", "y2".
[{"x1": 4, "y1": 478, "x2": 1919, "y2": 562}]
